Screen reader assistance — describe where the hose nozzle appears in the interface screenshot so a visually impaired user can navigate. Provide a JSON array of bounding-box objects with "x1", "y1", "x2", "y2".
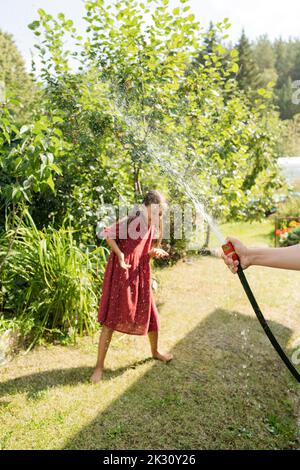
[{"x1": 222, "y1": 241, "x2": 239, "y2": 262}]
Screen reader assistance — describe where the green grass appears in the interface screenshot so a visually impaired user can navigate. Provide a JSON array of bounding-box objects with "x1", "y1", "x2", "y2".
[
  {"x1": 0, "y1": 219, "x2": 299, "y2": 450},
  {"x1": 212, "y1": 218, "x2": 275, "y2": 246}
]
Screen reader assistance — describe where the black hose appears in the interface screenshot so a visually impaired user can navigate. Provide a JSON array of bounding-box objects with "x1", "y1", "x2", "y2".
[{"x1": 237, "y1": 264, "x2": 300, "y2": 383}]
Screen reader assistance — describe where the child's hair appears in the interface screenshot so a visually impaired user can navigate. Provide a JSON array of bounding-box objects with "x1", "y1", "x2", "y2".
[
  {"x1": 142, "y1": 190, "x2": 167, "y2": 248},
  {"x1": 142, "y1": 190, "x2": 167, "y2": 208},
  {"x1": 113, "y1": 190, "x2": 166, "y2": 246}
]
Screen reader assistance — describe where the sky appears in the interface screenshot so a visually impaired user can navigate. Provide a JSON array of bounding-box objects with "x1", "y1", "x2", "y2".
[{"x1": 1, "y1": 0, "x2": 300, "y2": 71}]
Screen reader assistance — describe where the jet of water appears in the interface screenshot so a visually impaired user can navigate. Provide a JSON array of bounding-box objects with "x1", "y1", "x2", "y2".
[{"x1": 111, "y1": 94, "x2": 226, "y2": 245}]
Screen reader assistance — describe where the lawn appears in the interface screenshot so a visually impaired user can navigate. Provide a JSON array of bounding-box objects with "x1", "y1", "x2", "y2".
[
  {"x1": 215, "y1": 218, "x2": 275, "y2": 246},
  {"x1": 0, "y1": 219, "x2": 299, "y2": 450}
]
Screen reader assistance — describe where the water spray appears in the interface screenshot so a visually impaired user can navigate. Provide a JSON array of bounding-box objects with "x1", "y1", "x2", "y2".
[
  {"x1": 156, "y1": 152, "x2": 300, "y2": 383},
  {"x1": 113, "y1": 95, "x2": 300, "y2": 382},
  {"x1": 222, "y1": 241, "x2": 300, "y2": 383}
]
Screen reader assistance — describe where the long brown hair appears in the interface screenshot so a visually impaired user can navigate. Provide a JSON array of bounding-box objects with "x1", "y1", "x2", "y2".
[{"x1": 142, "y1": 190, "x2": 167, "y2": 248}]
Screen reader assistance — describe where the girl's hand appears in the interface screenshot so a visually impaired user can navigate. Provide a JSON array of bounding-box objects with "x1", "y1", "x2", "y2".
[
  {"x1": 118, "y1": 252, "x2": 131, "y2": 270},
  {"x1": 149, "y1": 248, "x2": 169, "y2": 259},
  {"x1": 221, "y1": 236, "x2": 251, "y2": 273}
]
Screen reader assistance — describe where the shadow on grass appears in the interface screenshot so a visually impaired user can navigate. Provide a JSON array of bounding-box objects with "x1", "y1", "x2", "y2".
[
  {"x1": 0, "y1": 309, "x2": 299, "y2": 449},
  {"x1": 0, "y1": 358, "x2": 153, "y2": 401},
  {"x1": 62, "y1": 309, "x2": 298, "y2": 450}
]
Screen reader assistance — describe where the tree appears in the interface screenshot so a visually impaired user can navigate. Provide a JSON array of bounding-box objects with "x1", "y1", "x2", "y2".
[
  {"x1": 276, "y1": 76, "x2": 299, "y2": 120},
  {"x1": 25, "y1": 0, "x2": 283, "y2": 244},
  {"x1": 236, "y1": 30, "x2": 260, "y2": 94},
  {"x1": 281, "y1": 114, "x2": 300, "y2": 156},
  {"x1": 253, "y1": 35, "x2": 277, "y2": 89},
  {"x1": 290, "y1": 45, "x2": 300, "y2": 83},
  {"x1": 0, "y1": 30, "x2": 35, "y2": 121}
]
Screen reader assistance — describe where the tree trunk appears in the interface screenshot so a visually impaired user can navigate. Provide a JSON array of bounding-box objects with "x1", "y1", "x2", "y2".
[
  {"x1": 133, "y1": 163, "x2": 142, "y2": 198},
  {"x1": 202, "y1": 223, "x2": 210, "y2": 249}
]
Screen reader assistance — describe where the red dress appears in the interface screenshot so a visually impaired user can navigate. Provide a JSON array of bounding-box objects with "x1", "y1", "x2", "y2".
[{"x1": 97, "y1": 213, "x2": 160, "y2": 335}]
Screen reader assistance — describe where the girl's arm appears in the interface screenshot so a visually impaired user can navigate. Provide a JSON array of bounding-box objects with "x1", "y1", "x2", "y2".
[
  {"x1": 99, "y1": 219, "x2": 131, "y2": 270},
  {"x1": 149, "y1": 231, "x2": 169, "y2": 259},
  {"x1": 105, "y1": 237, "x2": 131, "y2": 270},
  {"x1": 223, "y1": 236, "x2": 300, "y2": 273},
  {"x1": 149, "y1": 247, "x2": 169, "y2": 258},
  {"x1": 148, "y1": 216, "x2": 169, "y2": 258}
]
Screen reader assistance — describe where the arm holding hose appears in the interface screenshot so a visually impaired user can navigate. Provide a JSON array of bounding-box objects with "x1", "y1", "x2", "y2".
[
  {"x1": 221, "y1": 236, "x2": 300, "y2": 382},
  {"x1": 223, "y1": 236, "x2": 300, "y2": 273}
]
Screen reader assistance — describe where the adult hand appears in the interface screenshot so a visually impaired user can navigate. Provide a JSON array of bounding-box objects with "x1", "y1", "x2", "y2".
[{"x1": 222, "y1": 237, "x2": 251, "y2": 274}]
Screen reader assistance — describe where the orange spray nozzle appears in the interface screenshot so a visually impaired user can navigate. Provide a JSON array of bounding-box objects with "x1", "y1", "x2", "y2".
[{"x1": 222, "y1": 241, "x2": 239, "y2": 262}]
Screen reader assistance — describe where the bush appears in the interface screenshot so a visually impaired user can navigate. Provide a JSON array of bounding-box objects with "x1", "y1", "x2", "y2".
[
  {"x1": 274, "y1": 196, "x2": 300, "y2": 246},
  {"x1": 280, "y1": 224, "x2": 300, "y2": 247},
  {"x1": 0, "y1": 208, "x2": 108, "y2": 351}
]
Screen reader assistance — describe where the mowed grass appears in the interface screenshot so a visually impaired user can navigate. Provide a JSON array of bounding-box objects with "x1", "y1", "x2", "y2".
[
  {"x1": 213, "y1": 218, "x2": 275, "y2": 246},
  {"x1": 0, "y1": 219, "x2": 300, "y2": 450}
]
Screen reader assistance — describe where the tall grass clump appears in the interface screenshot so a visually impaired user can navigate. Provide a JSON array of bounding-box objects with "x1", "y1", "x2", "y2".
[{"x1": 0, "y1": 208, "x2": 108, "y2": 352}]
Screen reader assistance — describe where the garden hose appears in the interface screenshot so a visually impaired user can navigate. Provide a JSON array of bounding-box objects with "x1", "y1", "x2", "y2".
[{"x1": 222, "y1": 241, "x2": 300, "y2": 383}]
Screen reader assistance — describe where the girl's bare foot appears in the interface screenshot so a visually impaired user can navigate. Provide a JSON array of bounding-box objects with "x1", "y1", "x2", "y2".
[
  {"x1": 90, "y1": 368, "x2": 103, "y2": 383},
  {"x1": 152, "y1": 351, "x2": 173, "y2": 362}
]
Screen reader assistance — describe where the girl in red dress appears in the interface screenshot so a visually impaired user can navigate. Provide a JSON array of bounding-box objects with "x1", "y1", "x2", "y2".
[{"x1": 91, "y1": 190, "x2": 173, "y2": 383}]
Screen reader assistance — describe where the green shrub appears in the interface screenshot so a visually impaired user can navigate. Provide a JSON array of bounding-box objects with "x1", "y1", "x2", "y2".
[
  {"x1": 280, "y1": 225, "x2": 300, "y2": 247},
  {"x1": 0, "y1": 208, "x2": 108, "y2": 351}
]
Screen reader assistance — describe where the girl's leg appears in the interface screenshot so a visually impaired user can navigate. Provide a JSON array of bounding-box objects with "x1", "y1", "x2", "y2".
[
  {"x1": 147, "y1": 298, "x2": 173, "y2": 362},
  {"x1": 90, "y1": 325, "x2": 114, "y2": 383},
  {"x1": 148, "y1": 330, "x2": 173, "y2": 362}
]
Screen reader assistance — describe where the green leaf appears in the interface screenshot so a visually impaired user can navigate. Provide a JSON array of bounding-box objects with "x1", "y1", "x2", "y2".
[
  {"x1": 54, "y1": 128, "x2": 63, "y2": 137},
  {"x1": 50, "y1": 163, "x2": 62, "y2": 175},
  {"x1": 20, "y1": 125, "x2": 31, "y2": 135},
  {"x1": 258, "y1": 88, "x2": 266, "y2": 96},
  {"x1": 231, "y1": 63, "x2": 239, "y2": 74},
  {"x1": 12, "y1": 187, "x2": 21, "y2": 202},
  {"x1": 46, "y1": 174, "x2": 55, "y2": 193},
  {"x1": 3, "y1": 130, "x2": 11, "y2": 144},
  {"x1": 53, "y1": 116, "x2": 64, "y2": 123},
  {"x1": 28, "y1": 21, "x2": 40, "y2": 30},
  {"x1": 20, "y1": 187, "x2": 31, "y2": 202}
]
